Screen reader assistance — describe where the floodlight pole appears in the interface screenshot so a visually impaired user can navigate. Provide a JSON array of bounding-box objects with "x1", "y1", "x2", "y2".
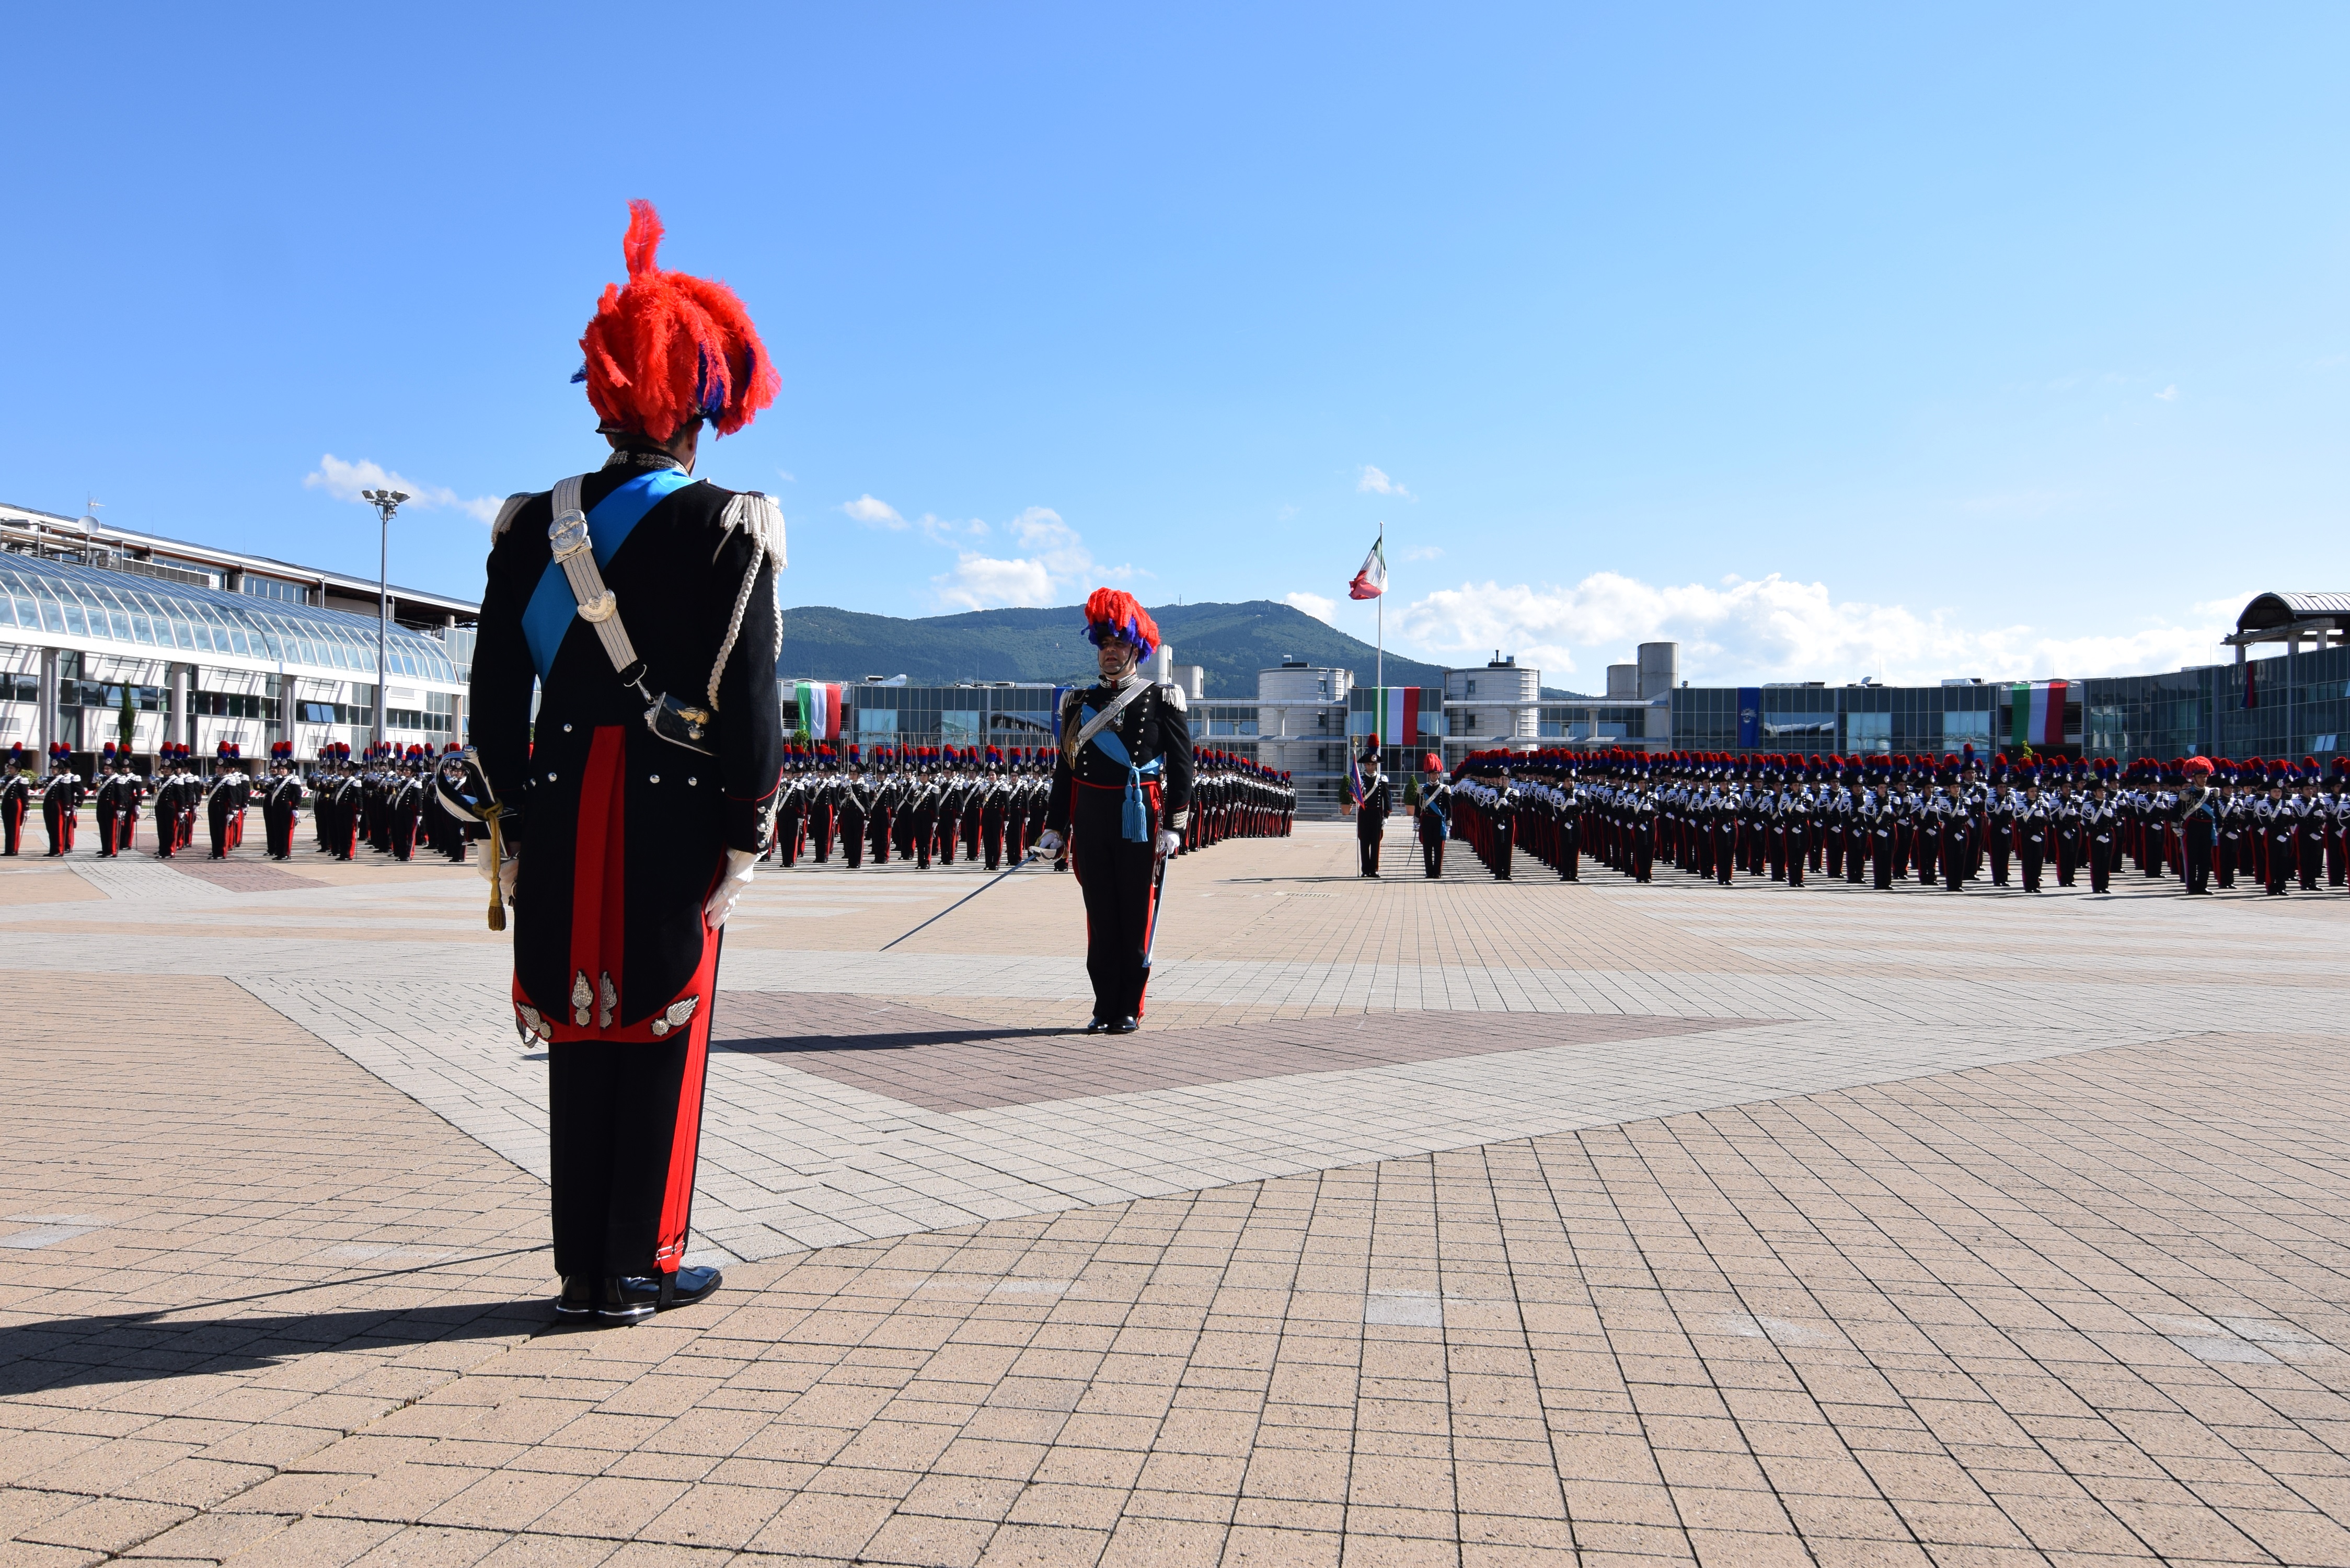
[{"x1": 360, "y1": 488, "x2": 409, "y2": 752}]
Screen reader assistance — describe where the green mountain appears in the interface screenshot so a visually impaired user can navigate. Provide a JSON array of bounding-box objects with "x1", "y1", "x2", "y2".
[{"x1": 778, "y1": 599, "x2": 1448, "y2": 699}]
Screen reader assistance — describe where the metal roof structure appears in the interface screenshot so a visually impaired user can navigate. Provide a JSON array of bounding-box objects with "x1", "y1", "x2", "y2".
[
  {"x1": 0, "y1": 554, "x2": 461, "y2": 685},
  {"x1": 2227, "y1": 593, "x2": 2350, "y2": 651}
]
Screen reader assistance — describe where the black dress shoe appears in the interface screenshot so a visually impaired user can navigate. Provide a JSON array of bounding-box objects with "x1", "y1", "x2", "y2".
[
  {"x1": 597, "y1": 1276, "x2": 661, "y2": 1323},
  {"x1": 1083, "y1": 1017, "x2": 1109, "y2": 1034},
  {"x1": 660, "y1": 1265, "x2": 722, "y2": 1309},
  {"x1": 555, "y1": 1276, "x2": 595, "y2": 1318},
  {"x1": 1108, "y1": 1016, "x2": 1139, "y2": 1034}
]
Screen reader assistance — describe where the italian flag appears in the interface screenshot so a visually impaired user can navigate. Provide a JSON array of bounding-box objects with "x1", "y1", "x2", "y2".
[
  {"x1": 794, "y1": 681, "x2": 844, "y2": 741},
  {"x1": 1373, "y1": 686, "x2": 1419, "y2": 747},
  {"x1": 1349, "y1": 537, "x2": 1388, "y2": 601},
  {"x1": 2009, "y1": 681, "x2": 2067, "y2": 748}
]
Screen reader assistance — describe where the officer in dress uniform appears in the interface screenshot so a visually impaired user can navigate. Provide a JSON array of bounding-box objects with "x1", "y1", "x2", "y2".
[
  {"x1": 468, "y1": 202, "x2": 785, "y2": 1323},
  {"x1": 1354, "y1": 744, "x2": 1392, "y2": 878},
  {"x1": 1416, "y1": 754, "x2": 1451, "y2": 878},
  {"x1": 206, "y1": 748, "x2": 249, "y2": 859},
  {"x1": 41, "y1": 745, "x2": 84, "y2": 855},
  {"x1": 2176, "y1": 757, "x2": 2219, "y2": 894},
  {"x1": 1036, "y1": 590, "x2": 1194, "y2": 1034},
  {"x1": 262, "y1": 746, "x2": 306, "y2": 860},
  {"x1": 837, "y1": 753, "x2": 873, "y2": 869},
  {"x1": 1, "y1": 745, "x2": 29, "y2": 856}
]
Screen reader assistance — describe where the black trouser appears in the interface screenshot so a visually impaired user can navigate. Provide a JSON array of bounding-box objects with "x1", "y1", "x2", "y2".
[
  {"x1": 839, "y1": 812, "x2": 866, "y2": 868},
  {"x1": 1358, "y1": 827, "x2": 1382, "y2": 877},
  {"x1": 1, "y1": 798, "x2": 20, "y2": 855},
  {"x1": 1988, "y1": 835, "x2": 2010, "y2": 886},
  {"x1": 95, "y1": 804, "x2": 119, "y2": 856},
  {"x1": 1076, "y1": 790, "x2": 1166, "y2": 1025},
  {"x1": 266, "y1": 805, "x2": 295, "y2": 859},
  {"x1": 982, "y1": 811, "x2": 1005, "y2": 870},
  {"x1": 2183, "y1": 823, "x2": 2215, "y2": 894},
  {"x1": 2268, "y1": 832, "x2": 2294, "y2": 894},
  {"x1": 1942, "y1": 828, "x2": 1969, "y2": 892},
  {"x1": 2299, "y1": 834, "x2": 2323, "y2": 891},
  {"x1": 2217, "y1": 834, "x2": 2237, "y2": 889},
  {"x1": 1874, "y1": 833, "x2": 1894, "y2": 888},
  {"x1": 1717, "y1": 828, "x2": 1734, "y2": 885},
  {"x1": 548, "y1": 1035, "x2": 707, "y2": 1280},
  {"x1": 2088, "y1": 837, "x2": 2114, "y2": 893},
  {"x1": 2020, "y1": 838, "x2": 2044, "y2": 893},
  {"x1": 1785, "y1": 833, "x2": 1805, "y2": 886},
  {"x1": 811, "y1": 809, "x2": 833, "y2": 863},
  {"x1": 44, "y1": 799, "x2": 72, "y2": 854},
  {"x1": 1073, "y1": 785, "x2": 1164, "y2": 1021},
  {"x1": 1420, "y1": 816, "x2": 1445, "y2": 878}
]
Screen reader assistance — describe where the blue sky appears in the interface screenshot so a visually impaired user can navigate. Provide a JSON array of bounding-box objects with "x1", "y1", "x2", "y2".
[{"x1": 5, "y1": 3, "x2": 2344, "y2": 687}]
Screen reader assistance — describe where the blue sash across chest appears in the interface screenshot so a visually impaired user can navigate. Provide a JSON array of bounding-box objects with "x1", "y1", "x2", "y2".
[
  {"x1": 521, "y1": 469, "x2": 698, "y2": 679},
  {"x1": 1082, "y1": 703, "x2": 1162, "y2": 842}
]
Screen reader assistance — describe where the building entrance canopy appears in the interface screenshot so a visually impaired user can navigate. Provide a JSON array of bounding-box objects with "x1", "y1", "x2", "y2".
[{"x1": 0, "y1": 556, "x2": 457, "y2": 683}]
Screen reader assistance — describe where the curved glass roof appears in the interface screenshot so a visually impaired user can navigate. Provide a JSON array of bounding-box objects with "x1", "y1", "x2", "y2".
[{"x1": 0, "y1": 555, "x2": 459, "y2": 684}]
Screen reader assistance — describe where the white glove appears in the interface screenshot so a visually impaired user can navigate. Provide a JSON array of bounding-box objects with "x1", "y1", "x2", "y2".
[
  {"x1": 1155, "y1": 829, "x2": 1181, "y2": 859},
  {"x1": 703, "y1": 848, "x2": 759, "y2": 930},
  {"x1": 1035, "y1": 829, "x2": 1064, "y2": 857}
]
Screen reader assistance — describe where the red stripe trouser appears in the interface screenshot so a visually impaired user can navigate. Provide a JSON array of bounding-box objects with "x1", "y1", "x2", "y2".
[{"x1": 544, "y1": 727, "x2": 720, "y2": 1279}]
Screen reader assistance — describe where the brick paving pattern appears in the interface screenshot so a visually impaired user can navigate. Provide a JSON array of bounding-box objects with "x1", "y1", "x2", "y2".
[{"x1": 4, "y1": 822, "x2": 2347, "y2": 1564}]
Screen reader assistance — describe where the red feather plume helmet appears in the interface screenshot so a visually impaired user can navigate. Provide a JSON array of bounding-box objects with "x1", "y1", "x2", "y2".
[
  {"x1": 577, "y1": 201, "x2": 780, "y2": 443},
  {"x1": 1082, "y1": 588, "x2": 1159, "y2": 659}
]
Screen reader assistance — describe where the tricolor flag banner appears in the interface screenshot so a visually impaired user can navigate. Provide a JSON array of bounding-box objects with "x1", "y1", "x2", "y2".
[
  {"x1": 1348, "y1": 537, "x2": 1388, "y2": 601},
  {"x1": 794, "y1": 681, "x2": 845, "y2": 740},
  {"x1": 1376, "y1": 686, "x2": 1420, "y2": 745},
  {"x1": 1345, "y1": 740, "x2": 1367, "y2": 807},
  {"x1": 2009, "y1": 681, "x2": 2069, "y2": 748}
]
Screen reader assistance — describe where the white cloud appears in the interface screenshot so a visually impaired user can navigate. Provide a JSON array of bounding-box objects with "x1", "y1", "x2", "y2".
[
  {"x1": 1357, "y1": 465, "x2": 1416, "y2": 500},
  {"x1": 305, "y1": 455, "x2": 501, "y2": 525},
  {"x1": 1401, "y1": 545, "x2": 1444, "y2": 562},
  {"x1": 932, "y1": 506, "x2": 1134, "y2": 611},
  {"x1": 1285, "y1": 591, "x2": 1338, "y2": 624},
  {"x1": 1395, "y1": 571, "x2": 2242, "y2": 686},
  {"x1": 776, "y1": 469, "x2": 797, "y2": 482},
  {"x1": 2155, "y1": 384, "x2": 2181, "y2": 401},
  {"x1": 843, "y1": 494, "x2": 906, "y2": 528}
]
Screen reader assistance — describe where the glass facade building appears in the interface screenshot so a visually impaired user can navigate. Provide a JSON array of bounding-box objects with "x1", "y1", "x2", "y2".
[{"x1": 1, "y1": 555, "x2": 467, "y2": 762}]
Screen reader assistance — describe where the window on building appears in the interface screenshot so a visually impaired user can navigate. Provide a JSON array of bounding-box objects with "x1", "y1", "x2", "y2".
[
  {"x1": 1846, "y1": 712, "x2": 1891, "y2": 753},
  {"x1": 1943, "y1": 711, "x2": 1991, "y2": 750}
]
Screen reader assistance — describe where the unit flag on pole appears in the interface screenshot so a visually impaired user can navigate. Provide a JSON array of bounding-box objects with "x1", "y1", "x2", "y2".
[{"x1": 1348, "y1": 537, "x2": 1387, "y2": 601}]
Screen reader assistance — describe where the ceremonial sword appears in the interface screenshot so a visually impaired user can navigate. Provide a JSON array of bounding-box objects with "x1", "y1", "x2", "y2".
[{"x1": 879, "y1": 848, "x2": 1047, "y2": 951}]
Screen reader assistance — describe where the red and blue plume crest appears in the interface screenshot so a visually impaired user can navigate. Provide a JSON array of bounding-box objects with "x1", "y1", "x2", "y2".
[
  {"x1": 1081, "y1": 589, "x2": 1159, "y2": 659},
  {"x1": 575, "y1": 201, "x2": 780, "y2": 443}
]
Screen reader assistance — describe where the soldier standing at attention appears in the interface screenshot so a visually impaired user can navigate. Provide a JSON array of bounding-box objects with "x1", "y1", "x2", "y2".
[
  {"x1": 469, "y1": 202, "x2": 785, "y2": 1323},
  {"x1": 262, "y1": 747, "x2": 305, "y2": 861},
  {"x1": 41, "y1": 745, "x2": 83, "y2": 856},
  {"x1": 1036, "y1": 590, "x2": 1194, "y2": 1034},
  {"x1": 1354, "y1": 745, "x2": 1392, "y2": 878},
  {"x1": 1, "y1": 745, "x2": 28, "y2": 856},
  {"x1": 1416, "y1": 754, "x2": 1450, "y2": 878},
  {"x1": 837, "y1": 754, "x2": 873, "y2": 870}
]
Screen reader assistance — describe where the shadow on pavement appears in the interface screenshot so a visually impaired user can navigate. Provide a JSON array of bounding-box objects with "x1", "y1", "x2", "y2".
[{"x1": 0, "y1": 1300, "x2": 548, "y2": 1395}]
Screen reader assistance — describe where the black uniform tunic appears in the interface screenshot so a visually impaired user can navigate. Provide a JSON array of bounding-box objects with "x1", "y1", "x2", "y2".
[
  {"x1": 1045, "y1": 676, "x2": 1194, "y2": 1024},
  {"x1": 472, "y1": 460, "x2": 785, "y2": 1279}
]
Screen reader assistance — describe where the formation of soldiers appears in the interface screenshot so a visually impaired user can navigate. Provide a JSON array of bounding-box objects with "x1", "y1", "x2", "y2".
[
  {"x1": 304, "y1": 741, "x2": 470, "y2": 864},
  {"x1": 762, "y1": 743, "x2": 1293, "y2": 871},
  {"x1": 1439, "y1": 747, "x2": 2350, "y2": 896}
]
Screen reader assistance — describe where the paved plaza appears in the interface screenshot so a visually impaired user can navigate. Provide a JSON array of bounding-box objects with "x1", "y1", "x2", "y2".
[{"x1": 3, "y1": 824, "x2": 2348, "y2": 1566}]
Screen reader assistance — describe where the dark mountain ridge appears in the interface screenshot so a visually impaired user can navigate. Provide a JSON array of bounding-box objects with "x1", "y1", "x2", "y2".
[{"x1": 779, "y1": 598, "x2": 1449, "y2": 699}]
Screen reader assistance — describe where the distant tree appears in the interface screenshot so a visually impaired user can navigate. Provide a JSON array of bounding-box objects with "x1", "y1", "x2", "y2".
[{"x1": 118, "y1": 683, "x2": 135, "y2": 748}]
